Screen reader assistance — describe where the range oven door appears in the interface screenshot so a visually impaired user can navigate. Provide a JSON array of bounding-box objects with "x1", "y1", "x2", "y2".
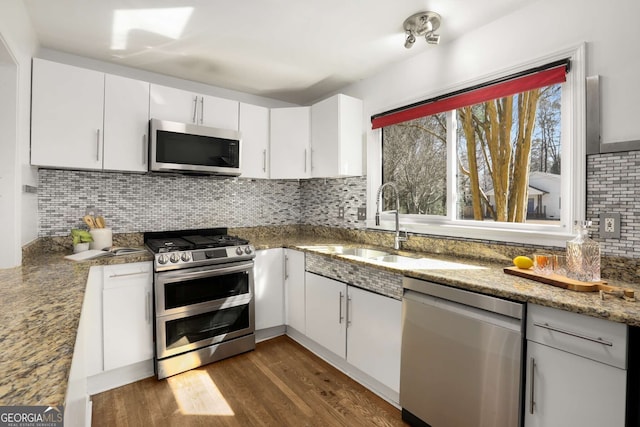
[{"x1": 154, "y1": 260, "x2": 254, "y2": 360}]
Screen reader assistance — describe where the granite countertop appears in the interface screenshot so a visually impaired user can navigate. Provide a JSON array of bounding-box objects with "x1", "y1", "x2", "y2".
[
  {"x1": 281, "y1": 241, "x2": 640, "y2": 327},
  {"x1": 0, "y1": 249, "x2": 152, "y2": 406},
  {"x1": 2, "y1": 228, "x2": 640, "y2": 407}
]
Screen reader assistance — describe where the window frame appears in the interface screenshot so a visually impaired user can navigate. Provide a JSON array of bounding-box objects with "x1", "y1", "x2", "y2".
[{"x1": 368, "y1": 45, "x2": 586, "y2": 247}]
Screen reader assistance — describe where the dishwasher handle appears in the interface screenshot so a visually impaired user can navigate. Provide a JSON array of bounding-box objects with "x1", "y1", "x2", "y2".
[{"x1": 404, "y1": 288, "x2": 523, "y2": 333}]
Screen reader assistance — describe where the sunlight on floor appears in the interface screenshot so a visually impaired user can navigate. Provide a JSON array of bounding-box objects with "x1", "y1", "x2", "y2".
[{"x1": 167, "y1": 369, "x2": 235, "y2": 416}]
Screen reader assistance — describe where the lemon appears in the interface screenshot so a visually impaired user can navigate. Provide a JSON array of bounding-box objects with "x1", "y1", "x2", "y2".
[{"x1": 513, "y1": 256, "x2": 533, "y2": 269}]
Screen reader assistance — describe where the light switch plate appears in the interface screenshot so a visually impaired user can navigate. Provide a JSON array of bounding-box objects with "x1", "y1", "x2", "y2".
[
  {"x1": 600, "y1": 212, "x2": 621, "y2": 239},
  {"x1": 357, "y1": 207, "x2": 367, "y2": 221}
]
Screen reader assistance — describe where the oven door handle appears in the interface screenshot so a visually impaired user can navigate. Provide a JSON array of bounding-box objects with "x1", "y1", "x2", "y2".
[{"x1": 156, "y1": 261, "x2": 253, "y2": 282}]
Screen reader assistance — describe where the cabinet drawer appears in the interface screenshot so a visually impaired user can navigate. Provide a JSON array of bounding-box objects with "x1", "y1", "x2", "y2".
[{"x1": 527, "y1": 304, "x2": 627, "y2": 369}]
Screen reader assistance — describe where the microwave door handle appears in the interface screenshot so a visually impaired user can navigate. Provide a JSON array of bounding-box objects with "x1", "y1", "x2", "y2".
[
  {"x1": 199, "y1": 97, "x2": 204, "y2": 124},
  {"x1": 192, "y1": 96, "x2": 198, "y2": 123}
]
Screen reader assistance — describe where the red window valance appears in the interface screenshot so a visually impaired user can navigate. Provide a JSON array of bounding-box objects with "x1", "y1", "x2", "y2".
[{"x1": 371, "y1": 60, "x2": 569, "y2": 129}]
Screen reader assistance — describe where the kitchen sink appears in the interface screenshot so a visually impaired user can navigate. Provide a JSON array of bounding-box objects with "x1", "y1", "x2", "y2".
[
  {"x1": 301, "y1": 245, "x2": 485, "y2": 271},
  {"x1": 304, "y1": 245, "x2": 388, "y2": 259}
]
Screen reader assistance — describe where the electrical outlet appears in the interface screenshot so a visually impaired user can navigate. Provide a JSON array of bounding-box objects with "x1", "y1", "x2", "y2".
[
  {"x1": 337, "y1": 206, "x2": 345, "y2": 219},
  {"x1": 600, "y1": 212, "x2": 621, "y2": 239},
  {"x1": 357, "y1": 207, "x2": 367, "y2": 221}
]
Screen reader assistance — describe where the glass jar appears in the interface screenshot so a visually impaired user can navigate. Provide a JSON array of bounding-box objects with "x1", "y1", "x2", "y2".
[{"x1": 566, "y1": 220, "x2": 601, "y2": 282}]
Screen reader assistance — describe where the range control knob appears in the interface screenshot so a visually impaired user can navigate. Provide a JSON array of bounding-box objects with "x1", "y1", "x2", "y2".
[
  {"x1": 244, "y1": 246, "x2": 253, "y2": 255},
  {"x1": 181, "y1": 252, "x2": 191, "y2": 262},
  {"x1": 158, "y1": 254, "x2": 169, "y2": 265},
  {"x1": 235, "y1": 246, "x2": 243, "y2": 256},
  {"x1": 170, "y1": 252, "x2": 181, "y2": 263}
]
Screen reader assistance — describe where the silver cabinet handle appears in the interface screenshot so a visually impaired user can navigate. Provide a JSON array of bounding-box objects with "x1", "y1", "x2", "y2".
[
  {"x1": 284, "y1": 255, "x2": 289, "y2": 280},
  {"x1": 192, "y1": 96, "x2": 198, "y2": 123},
  {"x1": 304, "y1": 149, "x2": 307, "y2": 173},
  {"x1": 145, "y1": 291, "x2": 151, "y2": 324},
  {"x1": 529, "y1": 357, "x2": 536, "y2": 414},
  {"x1": 346, "y1": 294, "x2": 352, "y2": 327},
  {"x1": 262, "y1": 149, "x2": 267, "y2": 172},
  {"x1": 108, "y1": 271, "x2": 149, "y2": 279},
  {"x1": 310, "y1": 148, "x2": 314, "y2": 171},
  {"x1": 142, "y1": 134, "x2": 147, "y2": 165},
  {"x1": 533, "y1": 321, "x2": 614, "y2": 347},
  {"x1": 338, "y1": 291, "x2": 344, "y2": 324},
  {"x1": 199, "y1": 97, "x2": 204, "y2": 124},
  {"x1": 96, "y1": 129, "x2": 100, "y2": 161}
]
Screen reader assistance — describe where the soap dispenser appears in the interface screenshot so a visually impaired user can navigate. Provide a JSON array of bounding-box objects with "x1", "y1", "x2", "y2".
[{"x1": 566, "y1": 220, "x2": 601, "y2": 282}]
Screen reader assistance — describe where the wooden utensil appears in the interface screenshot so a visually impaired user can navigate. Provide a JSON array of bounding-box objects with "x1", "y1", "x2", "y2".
[
  {"x1": 95, "y1": 216, "x2": 106, "y2": 228},
  {"x1": 82, "y1": 215, "x2": 96, "y2": 229},
  {"x1": 504, "y1": 266, "x2": 635, "y2": 299}
]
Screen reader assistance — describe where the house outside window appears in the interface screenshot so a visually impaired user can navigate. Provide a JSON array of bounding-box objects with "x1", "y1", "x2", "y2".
[{"x1": 372, "y1": 46, "x2": 585, "y2": 247}]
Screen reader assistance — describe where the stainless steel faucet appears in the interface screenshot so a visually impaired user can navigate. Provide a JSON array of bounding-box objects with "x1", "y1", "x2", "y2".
[{"x1": 375, "y1": 182, "x2": 408, "y2": 250}]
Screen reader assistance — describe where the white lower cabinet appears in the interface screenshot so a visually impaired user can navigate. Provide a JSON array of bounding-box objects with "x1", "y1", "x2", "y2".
[
  {"x1": 304, "y1": 272, "x2": 401, "y2": 393},
  {"x1": 254, "y1": 249, "x2": 285, "y2": 330},
  {"x1": 102, "y1": 262, "x2": 154, "y2": 371},
  {"x1": 525, "y1": 304, "x2": 627, "y2": 427},
  {"x1": 284, "y1": 249, "x2": 306, "y2": 334},
  {"x1": 305, "y1": 272, "x2": 347, "y2": 358},
  {"x1": 345, "y1": 286, "x2": 401, "y2": 392}
]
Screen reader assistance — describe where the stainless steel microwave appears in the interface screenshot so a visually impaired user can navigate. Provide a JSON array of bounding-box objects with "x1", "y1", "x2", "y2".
[{"x1": 149, "y1": 119, "x2": 242, "y2": 176}]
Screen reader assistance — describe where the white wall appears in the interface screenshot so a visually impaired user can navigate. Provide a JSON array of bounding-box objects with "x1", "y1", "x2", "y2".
[
  {"x1": 336, "y1": 0, "x2": 640, "y2": 202},
  {"x1": 0, "y1": 0, "x2": 38, "y2": 267}
]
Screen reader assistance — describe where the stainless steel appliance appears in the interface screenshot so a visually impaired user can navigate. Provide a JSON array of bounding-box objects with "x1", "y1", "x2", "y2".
[
  {"x1": 145, "y1": 228, "x2": 255, "y2": 379},
  {"x1": 149, "y1": 119, "x2": 242, "y2": 176},
  {"x1": 401, "y1": 277, "x2": 525, "y2": 427}
]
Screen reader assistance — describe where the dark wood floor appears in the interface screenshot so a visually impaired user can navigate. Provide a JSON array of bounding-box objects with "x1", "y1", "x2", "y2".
[{"x1": 91, "y1": 335, "x2": 408, "y2": 426}]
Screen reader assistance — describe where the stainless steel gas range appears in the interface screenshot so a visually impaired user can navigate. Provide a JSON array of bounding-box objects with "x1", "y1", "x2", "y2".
[{"x1": 144, "y1": 228, "x2": 256, "y2": 379}]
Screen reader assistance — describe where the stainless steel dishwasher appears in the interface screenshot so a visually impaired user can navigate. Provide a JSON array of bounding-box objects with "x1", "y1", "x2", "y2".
[{"x1": 401, "y1": 277, "x2": 525, "y2": 427}]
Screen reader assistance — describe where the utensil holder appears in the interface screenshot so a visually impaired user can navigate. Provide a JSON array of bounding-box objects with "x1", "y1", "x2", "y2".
[{"x1": 90, "y1": 228, "x2": 113, "y2": 250}]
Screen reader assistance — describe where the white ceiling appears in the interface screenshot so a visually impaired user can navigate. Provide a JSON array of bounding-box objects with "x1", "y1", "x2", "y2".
[{"x1": 22, "y1": 0, "x2": 527, "y2": 105}]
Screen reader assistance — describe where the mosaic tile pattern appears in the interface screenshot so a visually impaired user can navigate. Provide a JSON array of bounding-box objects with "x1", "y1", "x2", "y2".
[
  {"x1": 305, "y1": 252, "x2": 403, "y2": 300},
  {"x1": 38, "y1": 169, "x2": 302, "y2": 237},
  {"x1": 587, "y1": 151, "x2": 640, "y2": 258},
  {"x1": 300, "y1": 176, "x2": 367, "y2": 229}
]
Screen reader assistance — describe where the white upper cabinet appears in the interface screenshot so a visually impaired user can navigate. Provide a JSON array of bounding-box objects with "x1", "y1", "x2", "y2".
[
  {"x1": 311, "y1": 94, "x2": 363, "y2": 177},
  {"x1": 103, "y1": 74, "x2": 150, "y2": 172},
  {"x1": 31, "y1": 59, "x2": 150, "y2": 173},
  {"x1": 31, "y1": 58, "x2": 105, "y2": 170},
  {"x1": 270, "y1": 107, "x2": 311, "y2": 179},
  {"x1": 201, "y1": 95, "x2": 239, "y2": 130},
  {"x1": 149, "y1": 84, "x2": 239, "y2": 130},
  {"x1": 239, "y1": 103, "x2": 270, "y2": 179}
]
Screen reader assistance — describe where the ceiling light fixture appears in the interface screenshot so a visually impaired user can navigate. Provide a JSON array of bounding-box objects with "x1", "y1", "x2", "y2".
[{"x1": 403, "y1": 11, "x2": 441, "y2": 49}]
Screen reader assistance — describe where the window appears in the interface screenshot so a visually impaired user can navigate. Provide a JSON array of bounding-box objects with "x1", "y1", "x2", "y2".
[{"x1": 372, "y1": 47, "x2": 585, "y2": 246}]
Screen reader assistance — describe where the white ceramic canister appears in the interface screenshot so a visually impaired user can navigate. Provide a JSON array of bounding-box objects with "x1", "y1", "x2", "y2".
[{"x1": 89, "y1": 228, "x2": 113, "y2": 250}]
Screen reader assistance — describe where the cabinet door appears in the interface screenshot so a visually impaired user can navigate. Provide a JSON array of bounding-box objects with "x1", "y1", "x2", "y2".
[
  {"x1": 305, "y1": 272, "x2": 346, "y2": 358},
  {"x1": 31, "y1": 58, "x2": 104, "y2": 169},
  {"x1": 85, "y1": 266, "x2": 104, "y2": 377},
  {"x1": 102, "y1": 262, "x2": 153, "y2": 371},
  {"x1": 103, "y1": 74, "x2": 150, "y2": 172},
  {"x1": 346, "y1": 286, "x2": 401, "y2": 392},
  {"x1": 239, "y1": 103, "x2": 270, "y2": 179},
  {"x1": 284, "y1": 249, "x2": 305, "y2": 333},
  {"x1": 149, "y1": 84, "x2": 198, "y2": 124},
  {"x1": 201, "y1": 95, "x2": 239, "y2": 130},
  {"x1": 254, "y1": 249, "x2": 285, "y2": 330},
  {"x1": 525, "y1": 341, "x2": 626, "y2": 427},
  {"x1": 311, "y1": 94, "x2": 363, "y2": 177},
  {"x1": 270, "y1": 107, "x2": 311, "y2": 179}
]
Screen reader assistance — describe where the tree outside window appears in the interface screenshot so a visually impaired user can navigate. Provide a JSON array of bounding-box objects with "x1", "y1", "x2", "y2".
[{"x1": 382, "y1": 83, "x2": 562, "y2": 224}]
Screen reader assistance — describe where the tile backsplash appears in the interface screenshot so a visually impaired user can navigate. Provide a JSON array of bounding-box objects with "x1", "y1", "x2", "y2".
[
  {"x1": 36, "y1": 148, "x2": 640, "y2": 262},
  {"x1": 37, "y1": 169, "x2": 367, "y2": 237}
]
